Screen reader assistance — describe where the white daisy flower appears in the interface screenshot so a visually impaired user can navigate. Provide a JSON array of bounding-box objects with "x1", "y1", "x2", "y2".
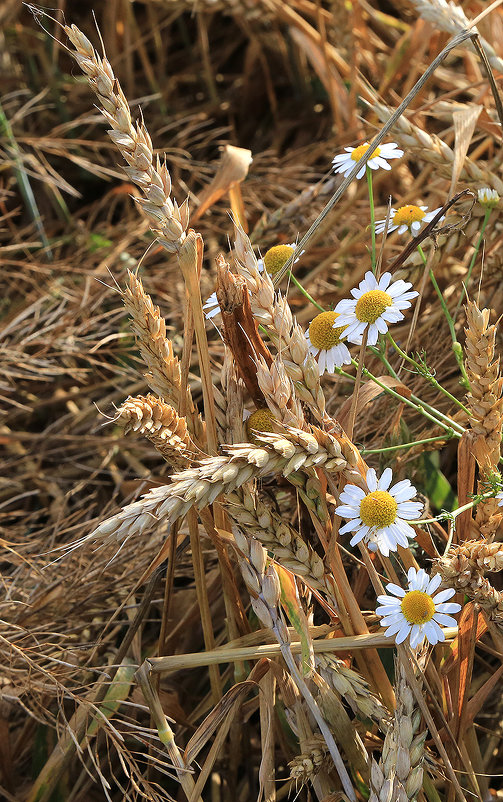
[
  {"x1": 262, "y1": 243, "x2": 304, "y2": 275},
  {"x1": 496, "y1": 490, "x2": 503, "y2": 507},
  {"x1": 477, "y1": 188, "x2": 500, "y2": 209},
  {"x1": 375, "y1": 204, "x2": 444, "y2": 237},
  {"x1": 335, "y1": 467, "x2": 423, "y2": 556},
  {"x1": 332, "y1": 141, "x2": 403, "y2": 180},
  {"x1": 334, "y1": 271, "x2": 418, "y2": 346},
  {"x1": 305, "y1": 311, "x2": 351, "y2": 375},
  {"x1": 376, "y1": 567, "x2": 461, "y2": 649}
]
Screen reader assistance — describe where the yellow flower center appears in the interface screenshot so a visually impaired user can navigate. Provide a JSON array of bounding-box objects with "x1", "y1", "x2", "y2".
[
  {"x1": 351, "y1": 143, "x2": 381, "y2": 161},
  {"x1": 359, "y1": 490, "x2": 397, "y2": 528},
  {"x1": 263, "y1": 245, "x2": 295, "y2": 275},
  {"x1": 400, "y1": 590, "x2": 436, "y2": 625},
  {"x1": 308, "y1": 311, "x2": 347, "y2": 350},
  {"x1": 246, "y1": 408, "x2": 276, "y2": 444},
  {"x1": 355, "y1": 290, "x2": 392, "y2": 323},
  {"x1": 392, "y1": 205, "x2": 426, "y2": 228}
]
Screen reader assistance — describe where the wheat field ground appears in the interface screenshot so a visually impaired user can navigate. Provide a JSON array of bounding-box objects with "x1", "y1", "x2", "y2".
[{"x1": 1, "y1": 2, "x2": 503, "y2": 801}]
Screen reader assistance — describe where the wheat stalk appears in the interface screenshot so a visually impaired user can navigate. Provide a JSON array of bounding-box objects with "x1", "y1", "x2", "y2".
[
  {"x1": 369, "y1": 661, "x2": 426, "y2": 802},
  {"x1": 88, "y1": 425, "x2": 349, "y2": 546},
  {"x1": 114, "y1": 395, "x2": 197, "y2": 469},
  {"x1": 64, "y1": 24, "x2": 189, "y2": 253}
]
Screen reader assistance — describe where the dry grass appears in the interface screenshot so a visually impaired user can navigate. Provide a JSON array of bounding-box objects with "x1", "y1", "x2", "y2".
[{"x1": 2, "y1": 2, "x2": 503, "y2": 801}]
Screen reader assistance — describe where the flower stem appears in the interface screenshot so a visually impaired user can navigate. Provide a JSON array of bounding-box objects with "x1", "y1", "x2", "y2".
[
  {"x1": 367, "y1": 166, "x2": 376, "y2": 273},
  {"x1": 368, "y1": 344, "x2": 466, "y2": 434},
  {"x1": 287, "y1": 270, "x2": 325, "y2": 312},
  {"x1": 417, "y1": 244, "x2": 470, "y2": 388},
  {"x1": 340, "y1": 361, "x2": 464, "y2": 436},
  {"x1": 386, "y1": 333, "x2": 471, "y2": 415},
  {"x1": 362, "y1": 433, "x2": 453, "y2": 454},
  {"x1": 453, "y1": 208, "x2": 491, "y2": 323},
  {"x1": 410, "y1": 491, "x2": 495, "y2": 525}
]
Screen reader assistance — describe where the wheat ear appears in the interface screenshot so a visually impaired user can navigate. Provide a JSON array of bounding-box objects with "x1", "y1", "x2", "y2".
[
  {"x1": 316, "y1": 652, "x2": 390, "y2": 726},
  {"x1": 225, "y1": 486, "x2": 333, "y2": 599},
  {"x1": 410, "y1": 0, "x2": 503, "y2": 74},
  {"x1": 435, "y1": 542, "x2": 503, "y2": 623},
  {"x1": 464, "y1": 301, "x2": 503, "y2": 534},
  {"x1": 122, "y1": 271, "x2": 204, "y2": 441},
  {"x1": 64, "y1": 25, "x2": 188, "y2": 252},
  {"x1": 88, "y1": 426, "x2": 349, "y2": 546},
  {"x1": 288, "y1": 736, "x2": 332, "y2": 785},
  {"x1": 114, "y1": 395, "x2": 197, "y2": 469},
  {"x1": 233, "y1": 223, "x2": 325, "y2": 421},
  {"x1": 372, "y1": 100, "x2": 503, "y2": 196},
  {"x1": 369, "y1": 661, "x2": 426, "y2": 802}
]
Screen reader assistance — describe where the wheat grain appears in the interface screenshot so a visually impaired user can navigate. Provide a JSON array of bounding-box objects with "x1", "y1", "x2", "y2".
[
  {"x1": 64, "y1": 24, "x2": 188, "y2": 253},
  {"x1": 115, "y1": 395, "x2": 196, "y2": 469},
  {"x1": 88, "y1": 426, "x2": 348, "y2": 546}
]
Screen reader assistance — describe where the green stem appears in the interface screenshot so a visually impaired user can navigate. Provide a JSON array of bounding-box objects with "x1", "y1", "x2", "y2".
[
  {"x1": 340, "y1": 361, "x2": 463, "y2": 437},
  {"x1": 362, "y1": 433, "x2": 453, "y2": 454},
  {"x1": 368, "y1": 345, "x2": 466, "y2": 435},
  {"x1": 416, "y1": 244, "x2": 470, "y2": 387},
  {"x1": 386, "y1": 333, "x2": 471, "y2": 415},
  {"x1": 411, "y1": 491, "x2": 495, "y2": 525},
  {"x1": 453, "y1": 208, "x2": 491, "y2": 323},
  {"x1": 287, "y1": 271, "x2": 325, "y2": 312},
  {"x1": 367, "y1": 166, "x2": 376, "y2": 273}
]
